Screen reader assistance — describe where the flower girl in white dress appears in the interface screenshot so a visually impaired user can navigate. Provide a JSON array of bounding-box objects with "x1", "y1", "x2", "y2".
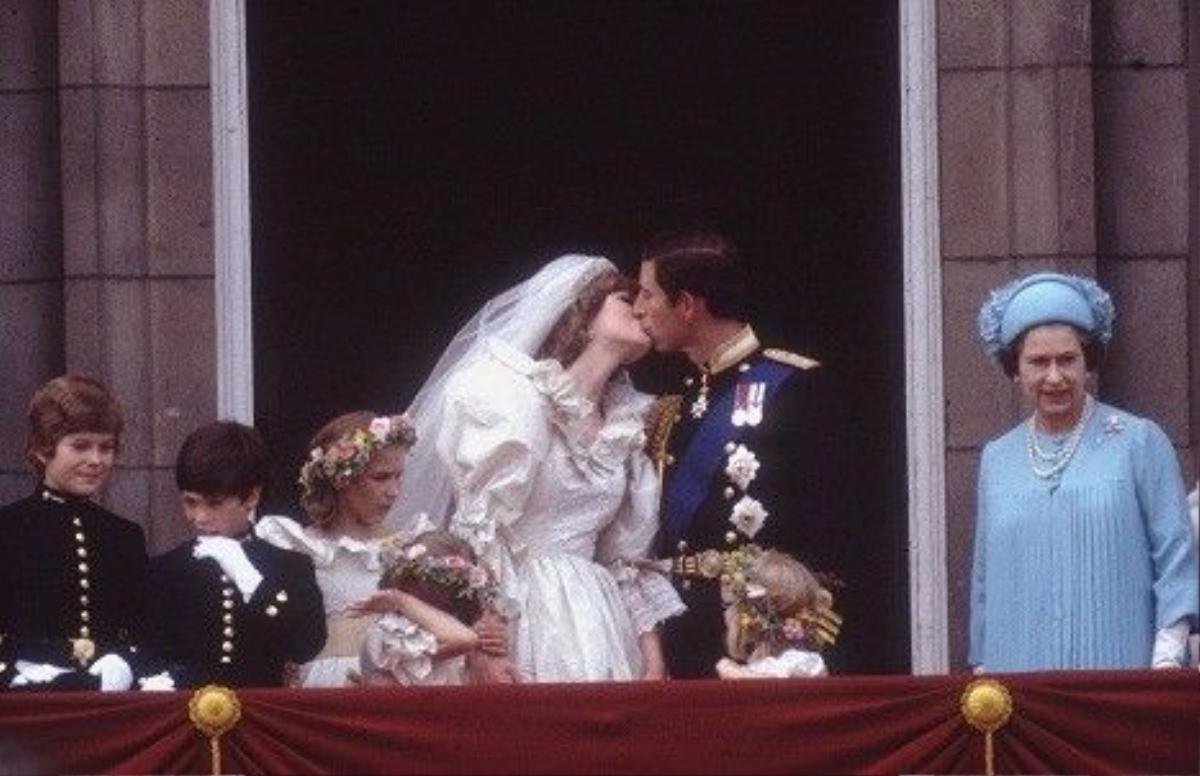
[
  {"x1": 714, "y1": 546, "x2": 838, "y2": 679},
  {"x1": 255, "y1": 411, "x2": 416, "y2": 687},
  {"x1": 356, "y1": 530, "x2": 494, "y2": 686}
]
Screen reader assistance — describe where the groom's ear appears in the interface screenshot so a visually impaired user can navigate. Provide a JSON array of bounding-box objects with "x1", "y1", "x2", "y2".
[
  {"x1": 677, "y1": 290, "x2": 698, "y2": 321},
  {"x1": 677, "y1": 290, "x2": 707, "y2": 323}
]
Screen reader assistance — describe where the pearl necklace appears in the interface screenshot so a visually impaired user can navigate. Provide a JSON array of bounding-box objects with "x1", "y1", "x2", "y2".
[{"x1": 1026, "y1": 395, "x2": 1094, "y2": 479}]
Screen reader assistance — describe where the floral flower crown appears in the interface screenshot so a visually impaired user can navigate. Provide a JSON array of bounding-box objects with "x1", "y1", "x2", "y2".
[
  {"x1": 721, "y1": 544, "x2": 842, "y2": 653},
  {"x1": 297, "y1": 414, "x2": 417, "y2": 499},
  {"x1": 378, "y1": 538, "x2": 498, "y2": 608}
]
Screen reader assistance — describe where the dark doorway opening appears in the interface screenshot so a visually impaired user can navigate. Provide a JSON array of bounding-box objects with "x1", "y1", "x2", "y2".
[{"x1": 247, "y1": 1, "x2": 907, "y2": 672}]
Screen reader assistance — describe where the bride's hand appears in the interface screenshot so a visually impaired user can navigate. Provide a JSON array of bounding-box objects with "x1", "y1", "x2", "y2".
[{"x1": 638, "y1": 630, "x2": 667, "y2": 680}]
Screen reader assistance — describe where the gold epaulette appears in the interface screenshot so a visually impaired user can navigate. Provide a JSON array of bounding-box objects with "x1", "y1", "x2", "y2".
[
  {"x1": 645, "y1": 394, "x2": 683, "y2": 467},
  {"x1": 763, "y1": 348, "x2": 821, "y2": 370}
]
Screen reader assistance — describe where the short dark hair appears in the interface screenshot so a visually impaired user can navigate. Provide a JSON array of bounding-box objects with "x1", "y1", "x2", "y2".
[
  {"x1": 998, "y1": 325, "x2": 1104, "y2": 378},
  {"x1": 175, "y1": 421, "x2": 270, "y2": 500},
  {"x1": 639, "y1": 229, "x2": 749, "y2": 320},
  {"x1": 26, "y1": 375, "x2": 124, "y2": 475}
]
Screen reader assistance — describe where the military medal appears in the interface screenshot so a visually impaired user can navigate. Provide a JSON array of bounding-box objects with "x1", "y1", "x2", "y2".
[{"x1": 731, "y1": 382, "x2": 766, "y2": 427}]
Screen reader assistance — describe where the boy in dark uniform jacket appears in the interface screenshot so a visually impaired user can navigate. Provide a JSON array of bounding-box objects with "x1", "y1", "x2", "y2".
[
  {"x1": 145, "y1": 421, "x2": 325, "y2": 687},
  {"x1": 635, "y1": 231, "x2": 852, "y2": 678},
  {"x1": 0, "y1": 375, "x2": 147, "y2": 691}
]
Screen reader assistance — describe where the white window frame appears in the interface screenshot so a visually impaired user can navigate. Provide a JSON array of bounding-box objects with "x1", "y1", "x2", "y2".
[{"x1": 209, "y1": 0, "x2": 949, "y2": 673}]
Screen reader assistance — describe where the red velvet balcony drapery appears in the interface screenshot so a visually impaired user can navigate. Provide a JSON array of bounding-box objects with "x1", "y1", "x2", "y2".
[{"x1": 0, "y1": 670, "x2": 1195, "y2": 775}]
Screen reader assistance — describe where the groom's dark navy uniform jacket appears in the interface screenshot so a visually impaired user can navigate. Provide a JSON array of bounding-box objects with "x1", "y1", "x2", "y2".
[{"x1": 650, "y1": 327, "x2": 850, "y2": 678}]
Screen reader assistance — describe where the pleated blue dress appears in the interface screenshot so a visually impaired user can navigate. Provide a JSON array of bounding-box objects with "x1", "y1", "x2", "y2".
[{"x1": 970, "y1": 401, "x2": 1198, "y2": 671}]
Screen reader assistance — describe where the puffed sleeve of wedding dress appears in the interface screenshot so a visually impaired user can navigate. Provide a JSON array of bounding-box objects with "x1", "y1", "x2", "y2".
[
  {"x1": 594, "y1": 385, "x2": 685, "y2": 635},
  {"x1": 436, "y1": 343, "x2": 553, "y2": 573}
]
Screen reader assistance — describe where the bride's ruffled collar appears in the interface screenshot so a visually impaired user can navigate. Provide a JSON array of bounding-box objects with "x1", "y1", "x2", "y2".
[
  {"x1": 486, "y1": 338, "x2": 652, "y2": 470},
  {"x1": 487, "y1": 338, "x2": 595, "y2": 420}
]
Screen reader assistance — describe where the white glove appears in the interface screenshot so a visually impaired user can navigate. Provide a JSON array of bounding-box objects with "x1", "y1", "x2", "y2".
[
  {"x1": 1151, "y1": 620, "x2": 1190, "y2": 668},
  {"x1": 11, "y1": 660, "x2": 72, "y2": 686},
  {"x1": 193, "y1": 535, "x2": 264, "y2": 602},
  {"x1": 88, "y1": 653, "x2": 134, "y2": 691},
  {"x1": 137, "y1": 671, "x2": 176, "y2": 692}
]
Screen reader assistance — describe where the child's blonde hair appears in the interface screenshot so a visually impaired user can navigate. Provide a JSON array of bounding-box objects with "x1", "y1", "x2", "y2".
[{"x1": 726, "y1": 548, "x2": 831, "y2": 660}]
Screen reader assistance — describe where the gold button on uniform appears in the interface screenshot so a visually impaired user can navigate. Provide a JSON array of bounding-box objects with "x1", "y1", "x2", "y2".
[
  {"x1": 78, "y1": 562, "x2": 89, "y2": 573},
  {"x1": 74, "y1": 532, "x2": 85, "y2": 542},
  {"x1": 265, "y1": 605, "x2": 279, "y2": 617},
  {"x1": 222, "y1": 641, "x2": 234, "y2": 653},
  {"x1": 79, "y1": 595, "x2": 89, "y2": 606},
  {"x1": 724, "y1": 487, "x2": 735, "y2": 499},
  {"x1": 76, "y1": 547, "x2": 87, "y2": 558},
  {"x1": 79, "y1": 579, "x2": 89, "y2": 590},
  {"x1": 223, "y1": 627, "x2": 234, "y2": 637},
  {"x1": 222, "y1": 600, "x2": 234, "y2": 610},
  {"x1": 220, "y1": 656, "x2": 232, "y2": 664},
  {"x1": 79, "y1": 626, "x2": 90, "y2": 638},
  {"x1": 80, "y1": 611, "x2": 90, "y2": 622}
]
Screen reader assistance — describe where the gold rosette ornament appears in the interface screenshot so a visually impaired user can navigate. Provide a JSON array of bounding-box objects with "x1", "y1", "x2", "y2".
[
  {"x1": 189, "y1": 685, "x2": 242, "y2": 775},
  {"x1": 961, "y1": 678, "x2": 1013, "y2": 776}
]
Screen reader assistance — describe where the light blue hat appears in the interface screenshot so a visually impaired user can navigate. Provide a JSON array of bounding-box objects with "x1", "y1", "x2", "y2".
[{"x1": 978, "y1": 272, "x2": 1115, "y2": 357}]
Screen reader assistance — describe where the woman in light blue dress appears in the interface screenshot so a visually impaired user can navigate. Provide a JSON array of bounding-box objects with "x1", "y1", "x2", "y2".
[{"x1": 970, "y1": 273, "x2": 1198, "y2": 671}]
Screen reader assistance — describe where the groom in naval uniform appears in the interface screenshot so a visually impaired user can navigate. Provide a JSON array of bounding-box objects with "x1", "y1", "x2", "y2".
[{"x1": 633, "y1": 230, "x2": 850, "y2": 678}]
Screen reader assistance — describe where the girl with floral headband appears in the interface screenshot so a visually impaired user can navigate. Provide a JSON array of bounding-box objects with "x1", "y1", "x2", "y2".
[
  {"x1": 254, "y1": 411, "x2": 418, "y2": 687},
  {"x1": 714, "y1": 546, "x2": 836, "y2": 679},
  {"x1": 355, "y1": 530, "x2": 493, "y2": 686}
]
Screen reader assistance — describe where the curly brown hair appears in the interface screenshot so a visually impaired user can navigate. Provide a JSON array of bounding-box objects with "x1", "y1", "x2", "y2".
[
  {"x1": 299, "y1": 411, "x2": 412, "y2": 528},
  {"x1": 535, "y1": 270, "x2": 638, "y2": 366}
]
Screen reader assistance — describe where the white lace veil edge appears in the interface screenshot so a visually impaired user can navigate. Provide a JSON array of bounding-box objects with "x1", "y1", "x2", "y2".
[{"x1": 387, "y1": 254, "x2": 618, "y2": 532}]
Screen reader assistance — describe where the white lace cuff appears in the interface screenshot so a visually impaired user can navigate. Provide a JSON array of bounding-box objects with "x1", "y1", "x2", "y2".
[{"x1": 615, "y1": 563, "x2": 686, "y2": 635}]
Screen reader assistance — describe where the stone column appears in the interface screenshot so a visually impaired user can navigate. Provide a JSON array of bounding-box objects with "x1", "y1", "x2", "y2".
[
  {"x1": 58, "y1": 0, "x2": 215, "y2": 553},
  {"x1": 1093, "y1": 1, "x2": 1194, "y2": 478},
  {"x1": 0, "y1": 1, "x2": 65, "y2": 502}
]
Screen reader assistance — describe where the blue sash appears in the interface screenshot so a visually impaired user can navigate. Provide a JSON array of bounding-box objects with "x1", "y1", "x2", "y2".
[{"x1": 661, "y1": 359, "x2": 793, "y2": 549}]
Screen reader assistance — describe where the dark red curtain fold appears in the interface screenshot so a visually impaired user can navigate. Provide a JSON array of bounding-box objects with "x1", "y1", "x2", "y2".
[{"x1": 0, "y1": 671, "x2": 1195, "y2": 775}]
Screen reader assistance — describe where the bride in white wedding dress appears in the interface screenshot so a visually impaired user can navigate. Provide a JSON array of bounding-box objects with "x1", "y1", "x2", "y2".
[{"x1": 391, "y1": 255, "x2": 683, "y2": 682}]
